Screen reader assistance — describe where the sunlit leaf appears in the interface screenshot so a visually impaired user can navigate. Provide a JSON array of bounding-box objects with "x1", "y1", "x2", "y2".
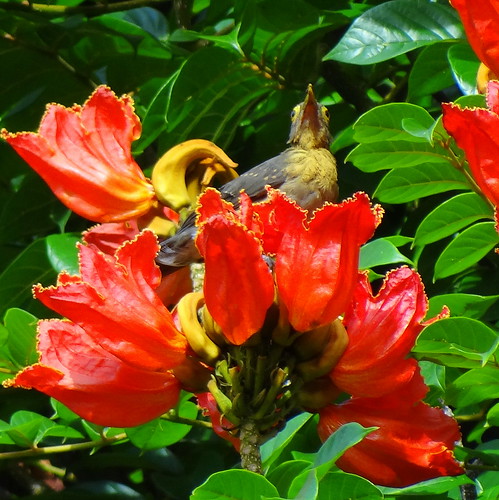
[
  {"x1": 324, "y1": 0, "x2": 463, "y2": 64},
  {"x1": 434, "y1": 222, "x2": 499, "y2": 280}
]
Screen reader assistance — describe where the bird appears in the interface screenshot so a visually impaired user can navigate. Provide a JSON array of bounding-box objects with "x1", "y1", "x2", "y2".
[{"x1": 156, "y1": 84, "x2": 338, "y2": 274}]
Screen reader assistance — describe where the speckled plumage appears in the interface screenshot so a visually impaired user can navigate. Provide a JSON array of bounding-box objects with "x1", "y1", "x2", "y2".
[{"x1": 157, "y1": 85, "x2": 338, "y2": 273}]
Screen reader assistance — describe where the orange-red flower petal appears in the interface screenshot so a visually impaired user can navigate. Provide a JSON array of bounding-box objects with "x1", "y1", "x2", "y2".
[
  {"x1": 442, "y1": 82, "x2": 499, "y2": 207},
  {"x1": 332, "y1": 267, "x2": 429, "y2": 399},
  {"x1": 1, "y1": 86, "x2": 155, "y2": 222},
  {"x1": 451, "y1": 0, "x2": 499, "y2": 77},
  {"x1": 275, "y1": 193, "x2": 382, "y2": 332},
  {"x1": 34, "y1": 231, "x2": 187, "y2": 371},
  {"x1": 83, "y1": 221, "x2": 140, "y2": 255},
  {"x1": 318, "y1": 392, "x2": 463, "y2": 487},
  {"x1": 196, "y1": 210, "x2": 274, "y2": 345},
  {"x1": 9, "y1": 321, "x2": 181, "y2": 428}
]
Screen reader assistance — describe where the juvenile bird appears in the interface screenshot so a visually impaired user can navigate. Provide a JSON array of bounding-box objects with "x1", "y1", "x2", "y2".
[{"x1": 156, "y1": 84, "x2": 338, "y2": 273}]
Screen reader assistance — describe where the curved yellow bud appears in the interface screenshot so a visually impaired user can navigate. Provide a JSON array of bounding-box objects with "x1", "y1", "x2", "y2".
[
  {"x1": 176, "y1": 292, "x2": 222, "y2": 365},
  {"x1": 296, "y1": 319, "x2": 349, "y2": 382},
  {"x1": 151, "y1": 139, "x2": 238, "y2": 211}
]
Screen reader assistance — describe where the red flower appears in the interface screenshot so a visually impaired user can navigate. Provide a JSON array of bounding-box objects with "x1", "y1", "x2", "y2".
[
  {"x1": 1, "y1": 86, "x2": 155, "y2": 222},
  {"x1": 442, "y1": 81, "x2": 499, "y2": 209},
  {"x1": 195, "y1": 189, "x2": 382, "y2": 344},
  {"x1": 331, "y1": 267, "x2": 432, "y2": 400},
  {"x1": 318, "y1": 389, "x2": 463, "y2": 487},
  {"x1": 5, "y1": 231, "x2": 188, "y2": 427},
  {"x1": 450, "y1": 0, "x2": 499, "y2": 83},
  {"x1": 316, "y1": 268, "x2": 462, "y2": 486}
]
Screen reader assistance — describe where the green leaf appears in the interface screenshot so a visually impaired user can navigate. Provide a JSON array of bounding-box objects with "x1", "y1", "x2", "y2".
[
  {"x1": 427, "y1": 293, "x2": 499, "y2": 320},
  {"x1": 350, "y1": 103, "x2": 436, "y2": 144},
  {"x1": 267, "y1": 461, "x2": 311, "y2": 497},
  {"x1": 413, "y1": 317, "x2": 499, "y2": 368},
  {"x1": 487, "y1": 402, "x2": 499, "y2": 426},
  {"x1": 414, "y1": 193, "x2": 493, "y2": 247},
  {"x1": 288, "y1": 423, "x2": 376, "y2": 498},
  {"x1": 0, "y1": 233, "x2": 80, "y2": 317},
  {"x1": 374, "y1": 163, "x2": 468, "y2": 204},
  {"x1": 8, "y1": 410, "x2": 57, "y2": 447},
  {"x1": 190, "y1": 470, "x2": 279, "y2": 500},
  {"x1": 379, "y1": 474, "x2": 473, "y2": 495},
  {"x1": 359, "y1": 238, "x2": 412, "y2": 269},
  {"x1": 317, "y1": 472, "x2": 382, "y2": 500},
  {"x1": 448, "y1": 42, "x2": 481, "y2": 96},
  {"x1": 434, "y1": 222, "x2": 499, "y2": 280},
  {"x1": 261, "y1": 412, "x2": 314, "y2": 469},
  {"x1": 323, "y1": 0, "x2": 463, "y2": 65},
  {"x1": 163, "y1": 46, "x2": 277, "y2": 150},
  {"x1": 45, "y1": 233, "x2": 80, "y2": 275},
  {"x1": 407, "y1": 41, "x2": 457, "y2": 101},
  {"x1": 2, "y1": 308, "x2": 38, "y2": 369},
  {"x1": 126, "y1": 399, "x2": 198, "y2": 449},
  {"x1": 447, "y1": 366, "x2": 499, "y2": 407},
  {"x1": 348, "y1": 140, "x2": 451, "y2": 173}
]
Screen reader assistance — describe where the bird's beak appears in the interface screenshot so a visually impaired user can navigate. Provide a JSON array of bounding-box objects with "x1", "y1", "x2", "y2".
[{"x1": 299, "y1": 84, "x2": 322, "y2": 133}]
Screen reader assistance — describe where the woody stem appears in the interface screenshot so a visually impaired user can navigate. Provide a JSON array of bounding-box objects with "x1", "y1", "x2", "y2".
[{"x1": 239, "y1": 419, "x2": 263, "y2": 474}]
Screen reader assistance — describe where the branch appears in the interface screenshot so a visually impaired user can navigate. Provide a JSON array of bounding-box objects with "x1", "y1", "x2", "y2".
[
  {"x1": 0, "y1": 432, "x2": 127, "y2": 461},
  {"x1": 0, "y1": 0, "x2": 168, "y2": 17}
]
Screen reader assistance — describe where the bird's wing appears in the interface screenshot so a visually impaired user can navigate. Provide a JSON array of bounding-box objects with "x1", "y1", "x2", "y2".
[{"x1": 219, "y1": 154, "x2": 288, "y2": 205}]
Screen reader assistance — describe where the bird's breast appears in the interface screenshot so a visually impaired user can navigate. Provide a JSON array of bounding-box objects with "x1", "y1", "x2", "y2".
[{"x1": 281, "y1": 148, "x2": 338, "y2": 211}]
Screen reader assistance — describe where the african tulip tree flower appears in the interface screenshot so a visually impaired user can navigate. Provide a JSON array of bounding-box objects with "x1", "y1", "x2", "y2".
[
  {"x1": 442, "y1": 81, "x2": 499, "y2": 213},
  {"x1": 1, "y1": 87, "x2": 156, "y2": 223},
  {"x1": 316, "y1": 267, "x2": 463, "y2": 486},
  {"x1": 195, "y1": 188, "x2": 383, "y2": 345},
  {"x1": 450, "y1": 0, "x2": 499, "y2": 91},
  {"x1": 1, "y1": 87, "x2": 238, "y2": 230},
  {"x1": 318, "y1": 388, "x2": 463, "y2": 487},
  {"x1": 4, "y1": 230, "x2": 188, "y2": 428}
]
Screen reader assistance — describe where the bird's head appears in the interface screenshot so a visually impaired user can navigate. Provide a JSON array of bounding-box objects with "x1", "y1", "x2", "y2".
[{"x1": 288, "y1": 84, "x2": 332, "y2": 149}]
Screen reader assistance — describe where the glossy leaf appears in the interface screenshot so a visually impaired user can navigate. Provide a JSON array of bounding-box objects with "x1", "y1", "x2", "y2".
[
  {"x1": 349, "y1": 102, "x2": 436, "y2": 144},
  {"x1": 0, "y1": 233, "x2": 81, "y2": 317},
  {"x1": 407, "y1": 42, "x2": 457, "y2": 101},
  {"x1": 1, "y1": 308, "x2": 38, "y2": 369},
  {"x1": 413, "y1": 317, "x2": 499, "y2": 368},
  {"x1": 359, "y1": 238, "x2": 413, "y2": 269},
  {"x1": 447, "y1": 42, "x2": 481, "y2": 96},
  {"x1": 414, "y1": 193, "x2": 493, "y2": 247},
  {"x1": 261, "y1": 413, "x2": 314, "y2": 470},
  {"x1": 190, "y1": 470, "x2": 279, "y2": 500},
  {"x1": 287, "y1": 423, "x2": 375, "y2": 498},
  {"x1": 316, "y1": 472, "x2": 382, "y2": 500},
  {"x1": 378, "y1": 475, "x2": 473, "y2": 496},
  {"x1": 434, "y1": 222, "x2": 499, "y2": 280},
  {"x1": 427, "y1": 293, "x2": 499, "y2": 320},
  {"x1": 324, "y1": 0, "x2": 463, "y2": 64},
  {"x1": 374, "y1": 163, "x2": 468, "y2": 203},
  {"x1": 446, "y1": 366, "x2": 499, "y2": 407},
  {"x1": 126, "y1": 399, "x2": 198, "y2": 449}
]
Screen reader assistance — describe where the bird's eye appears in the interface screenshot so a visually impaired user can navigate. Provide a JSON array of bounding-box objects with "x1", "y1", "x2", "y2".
[
  {"x1": 322, "y1": 107, "x2": 330, "y2": 120},
  {"x1": 291, "y1": 105, "x2": 300, "y2": 121}
]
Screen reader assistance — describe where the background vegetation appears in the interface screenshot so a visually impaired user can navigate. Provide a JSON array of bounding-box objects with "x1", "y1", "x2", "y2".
[{"x1": 0, "y1": 0, "x2": 497, "y2": 498}]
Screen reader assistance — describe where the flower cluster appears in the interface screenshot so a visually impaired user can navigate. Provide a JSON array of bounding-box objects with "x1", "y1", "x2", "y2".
[{"x1": 1, "y1": 88, "x2": 464, "y2": 487}]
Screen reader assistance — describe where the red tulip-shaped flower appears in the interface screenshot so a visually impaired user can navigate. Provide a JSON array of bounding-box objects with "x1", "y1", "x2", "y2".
[
  {"x1": 442, "y1": 81, "x2": 499, "y2": 210},
  {"x1": 317, "y1": 267, "x2": 463, "y2": 486},
  {"x1": 318, "y1": 387, "x2": 463, "y2": 487},
  {"x1": 4, "y1": 231, "x2": 188, "y2": 427},
  {"x1": 1, "y1": 86, "x2": 155, "y2": 222},
  {"x1": 451, "y1": 0, "x2": 499, "y2": 89},
  {"x1": 195, "y1": 188, "x2": 382, "y2": 345}
]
